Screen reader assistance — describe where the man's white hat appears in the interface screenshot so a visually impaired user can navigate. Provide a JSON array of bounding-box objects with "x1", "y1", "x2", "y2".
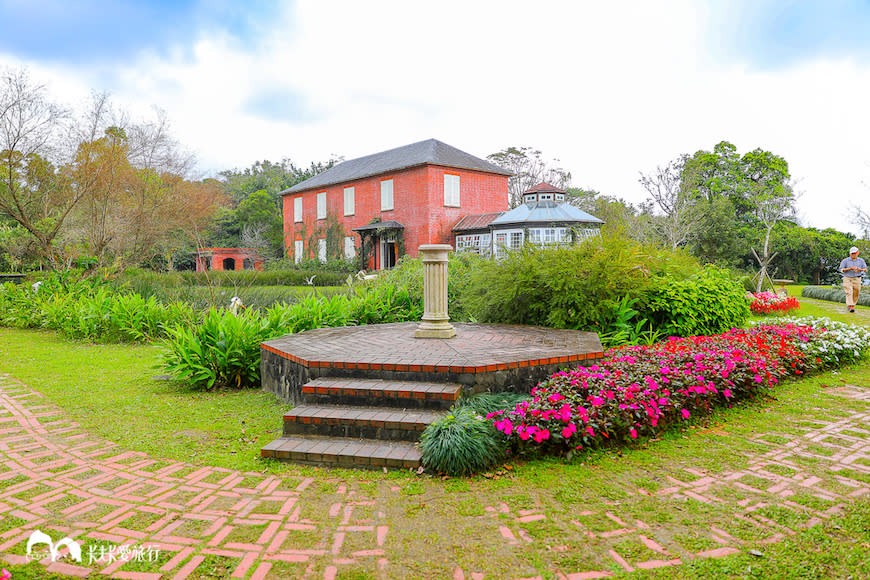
[{"x1": 850, "y1": 246, "x2": 860, "y2": 254}]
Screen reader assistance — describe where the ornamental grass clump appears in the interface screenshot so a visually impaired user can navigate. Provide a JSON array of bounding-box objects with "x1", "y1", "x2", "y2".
[
  {"x1": 749, "y1": 291, "x2": 800, "y2": 315},
  {"x1": 488, "y1": 323, "x2": 829, "y2": 456},
  {"x1": 420, "y1": 406, "x2": 508, "y2": 476}
]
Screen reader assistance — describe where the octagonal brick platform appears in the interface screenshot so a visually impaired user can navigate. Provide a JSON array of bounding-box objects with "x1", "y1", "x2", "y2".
[
  {"x1": 261, "y1": 322, "x2": 603, "y2": 404},
  {"x1": 260, "y1": 322, "x2": 603, "y2": 468}
]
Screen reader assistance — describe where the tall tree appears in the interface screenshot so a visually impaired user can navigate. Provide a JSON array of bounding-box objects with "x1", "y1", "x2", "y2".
[
  {"x1": 566, "y1": 187, "x2": 654, "y2": 242},
  {"x1": 681, "y1": 140, "x2": 794, "y2": 281},
  {"x1": 212, "y1": 158, "x2": 339, "y2": 258},
  {"x1": 639, "y1": 155, "x2": 704, "y2": 249},
  {"x1": 770, "y1": 225, "x2": 855, "y2": 284},
  {"x1": 487, "y1": 146, "x2": 571, "y2": 208},
  {"x1": 0, "y1": 69, "x2": 74, "y2": 267},
  {"x1": 63, "y1": 93, "x2": 222, "y2": 267}
]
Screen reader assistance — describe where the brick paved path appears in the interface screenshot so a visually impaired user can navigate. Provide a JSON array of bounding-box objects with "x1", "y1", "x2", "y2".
[
  {"x1": 0, "y1": 373, "x2": 390, "y2": 579},
  {"x1": 3, "y1": 371, "x2": 870, "y2": 578},
  {"x1": 454, "y1": 383, "x2": 870, "y2": 579}
]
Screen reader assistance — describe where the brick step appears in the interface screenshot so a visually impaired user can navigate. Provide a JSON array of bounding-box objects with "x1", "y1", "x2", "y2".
[
  {"x1": 301, "y1": 377, "x2": 461, "y2": 409},
  {"x1": 261, "y1": 435, "x2": 421, "y2": 469},
  {"x1": 283, "y1": 405, "x2": 443, "y2": 442}
]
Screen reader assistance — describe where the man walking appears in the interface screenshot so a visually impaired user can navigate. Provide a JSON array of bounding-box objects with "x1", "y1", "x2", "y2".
[{"x1": 840, "y1": 246, "x2": 867, "y2": 313}]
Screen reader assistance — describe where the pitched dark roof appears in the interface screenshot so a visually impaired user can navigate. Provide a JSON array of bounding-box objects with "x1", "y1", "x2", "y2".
[
  {"x1": 282, "y1": 139, "x2": 512, "y2": 195},
  {"x1": 524, "y1": 182, "x2": 567, "y2": 195},
  {"x1": 452, "y1": 212, "x2": 505, "y2": 232}
]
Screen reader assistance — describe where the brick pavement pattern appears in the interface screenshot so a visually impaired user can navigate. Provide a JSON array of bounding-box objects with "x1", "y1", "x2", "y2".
[
  {"x1": 0, "y1": 373, "x2": 390, "y2": 579},
  {"x1": 455, "y1": 383, "x2": 870, "y2": 579},
  {"x1": 3, "y1": 371, "x2": 870, "y2": 578},
  {"x1": 262, "y1": 322, "x2": 604, "y2": 374}
]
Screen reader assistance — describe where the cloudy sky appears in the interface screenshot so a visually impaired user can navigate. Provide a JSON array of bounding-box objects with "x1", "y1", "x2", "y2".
[{"x1": 1, "y1": 0, "x2": 869, "y2": 234}]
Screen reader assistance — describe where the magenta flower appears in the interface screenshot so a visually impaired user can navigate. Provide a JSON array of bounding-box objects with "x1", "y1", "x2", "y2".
[
  {"x1": 681, "y1": 408, "x2": 691, "y2": 419},
  {"x1": 629, "y1": 428, "x2": 638, "y2": 439}
]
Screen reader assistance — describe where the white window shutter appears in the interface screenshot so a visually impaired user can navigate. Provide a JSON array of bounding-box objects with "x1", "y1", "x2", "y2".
[
  {"x1": 381, "y1": 179, "x2": 393, "y2": 211},
  {"x1": 317, "y1": 192, "x2": 326, "y2": 220},
  {"x1": 294, "y1": 197, "x2": 303, "y2": 222},
  {"x1": 344, "y1": 187, "x2": 355, "y2": 216}
]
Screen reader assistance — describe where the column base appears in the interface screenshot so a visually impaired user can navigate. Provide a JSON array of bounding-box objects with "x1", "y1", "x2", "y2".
[{"x1": 414, "y1": 321, "x2": 456, "y2": 339}]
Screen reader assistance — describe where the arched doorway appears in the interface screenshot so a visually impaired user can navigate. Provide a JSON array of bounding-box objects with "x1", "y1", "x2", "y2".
[{"x1": 222, "y1": 257, "x2": 236, "y2": 270}]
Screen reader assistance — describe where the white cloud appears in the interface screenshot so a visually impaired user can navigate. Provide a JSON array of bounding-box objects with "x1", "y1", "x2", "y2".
[{"x1": 1, "y1": 0, "x2": 868, "y2": 234}]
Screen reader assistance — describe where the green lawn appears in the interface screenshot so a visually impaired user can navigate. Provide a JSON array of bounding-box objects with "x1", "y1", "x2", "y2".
[
  {"x1": 0, "y1": 328, "x2": 297, "y2": 474},
  {"x1": 2, "y1": 293, "x2": 870, "y2": 577}
]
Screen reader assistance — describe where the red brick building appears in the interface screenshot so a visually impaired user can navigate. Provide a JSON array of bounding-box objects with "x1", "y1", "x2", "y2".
[
  {"x1": 281, "y1": 139, "x2": 510, "y2": 269},
  {"x1": 195, "y1": 248, "x2": 264, "y2": 272}
]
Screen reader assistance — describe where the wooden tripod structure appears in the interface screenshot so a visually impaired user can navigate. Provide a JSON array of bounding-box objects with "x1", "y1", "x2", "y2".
[{"x1": 751, "y1": 247, "x2": 778, "y2": 292}]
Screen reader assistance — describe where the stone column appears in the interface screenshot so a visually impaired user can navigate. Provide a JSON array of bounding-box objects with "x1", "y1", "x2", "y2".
[{"x1": 414, "y1": 244, "x2": 456, "y2": 339}]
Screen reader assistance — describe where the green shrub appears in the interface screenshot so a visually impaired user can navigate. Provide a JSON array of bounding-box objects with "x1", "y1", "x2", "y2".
[
  {"x1": 460, "y1": 237, "x2": 699, "y2": 333},
  {"x1": 115, "y1": 268, "x2": 349, "y2": 296},
  {"x1": 358, "y1": 253, "x2": 485, "y2": 322},
  {"x1": 285, "y1": 257, "x2": 358, "y2": 273},
  {"x1": 268, "y1": 294, "x2": 356, "y2": 333},
  {"x1": 802, "y1": 285, "x2": 870, "y2": 307},
  {"x1": 420, "y1": 406, "x2": 507, "y2": 476},
  {"x1": 178, "y1": 269, "x2": 349, "y2": 287},
  {"x1": 0, "y1": 281, "x2": 45, "y2": 328},
  {"x1": 161, "y1": 308, "x2": 274, "y2": 390},
  {"x1": 638, "y1": 266, "x2": 750, "y2": 338},
  {"x1": 106, "y1": 294, "x2": 196, "y2": 341}
]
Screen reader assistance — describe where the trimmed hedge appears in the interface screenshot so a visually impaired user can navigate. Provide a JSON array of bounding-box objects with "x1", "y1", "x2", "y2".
[{"x1": 802, "y1": 285, "x2": 870, "y2": 307}]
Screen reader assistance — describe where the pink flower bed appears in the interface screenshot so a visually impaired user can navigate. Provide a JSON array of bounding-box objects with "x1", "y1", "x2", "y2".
[
  {"x1": 749, "y1": 291, "x2": 800, "y2": 315},
  {"x1": 488, "y1": 324, "x2": 819, "y2": 453}
]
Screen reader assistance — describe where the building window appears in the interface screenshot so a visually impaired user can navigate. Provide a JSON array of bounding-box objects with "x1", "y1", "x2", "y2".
[
  {"x1": 510, "y1": 231, "x2": 524, "y2": 249},
  {"x1": 344, "y1": 236, "x2": 356, "y2": 259},
  {"x1": 575, "y1": 227, "x2": 601, "y2": 241},
  {"x1": 344, "y1": 187, "x2": 355, "y2": 216},
  {"x1": 381, "y1": 179, "x2": 394, "y2": 211},
  {"x1": 294, "y1": 240, "x2": 303, "y2": 264},
  {"x1": 444, "y1": 174, "x2": 460, "y2": 207},
  {"x1": 293, "y1": 197, "x2": 303, "y2": 223},
  {"x1": 523, "y1": 194, "x2": 537, "y2": 204},
  {"x1": 494, "y1": 232, "x2": 509, "y2": 259},
  {"x1": 317, "y1": 238, "x2": 327, "y2": 262},
  {"x1": 316, "y1": 192, "x2": 326, "y2": 220},
  {"x1": 543, "y1": 228, "x2": 556, "y2": 244},
  {"x1": 555, "y1": 193, "x2": 565, "y2": 202},
  {"x1": 539, "y1": 193, "x2": 554, "y2": 201},
  {"x1": 456, "y1": 233, "x2": 492, "y2": 255}
]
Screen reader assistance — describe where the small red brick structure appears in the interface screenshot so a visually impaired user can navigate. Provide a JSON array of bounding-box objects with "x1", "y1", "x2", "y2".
[
  {"x1": 195, "y1": 248, "x2": 264, "y2": 272},
  {"x1": 281, "y1": 139, "x2": 511, "y2": 270}
]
